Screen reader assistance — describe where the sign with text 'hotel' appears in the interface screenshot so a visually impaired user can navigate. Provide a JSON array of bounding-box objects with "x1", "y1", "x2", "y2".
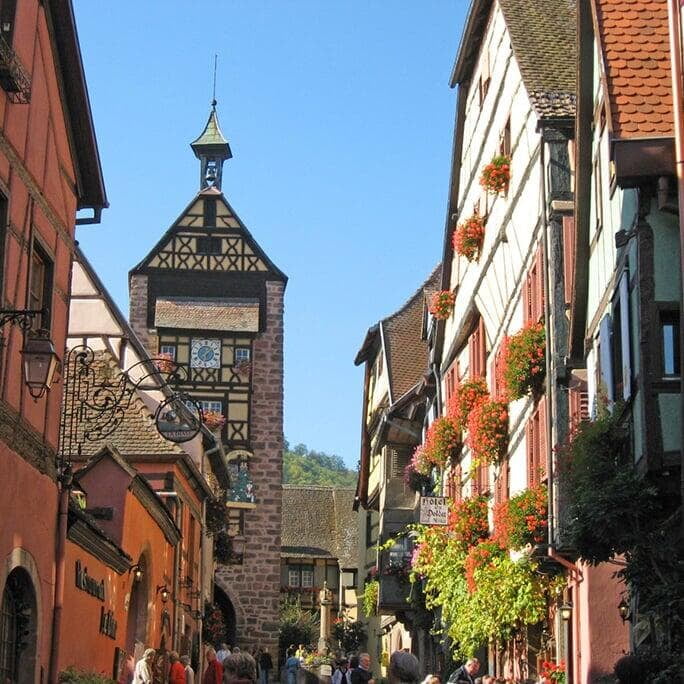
[{"x1": 420, "y1": 496, "x2": 449, "y2": 525}]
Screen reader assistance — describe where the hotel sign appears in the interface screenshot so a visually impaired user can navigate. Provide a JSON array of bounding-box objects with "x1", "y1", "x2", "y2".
[
  {"x1": 419, "y1": 496, "x2": 449, "y2": 526},
  {"x1": 75, "y1": 560, "x2": 105, "y2": 601}
]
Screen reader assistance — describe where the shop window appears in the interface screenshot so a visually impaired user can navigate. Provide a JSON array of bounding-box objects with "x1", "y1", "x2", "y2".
[
  {"x1": 523, "y1": 247, "x2": 544, "y2": 324},
  {"x1": 28, "y1": 242, "x2": 53, "y2": 330},
  {"x1": 526, "y1": 398, "x2": 547, "y2": 487},
  {"x1": 660, "y1": 310, "x2": 680, "y2": 378},
  {"x1": 468, "y1": 317, "x2": 486, "y2": 379}
]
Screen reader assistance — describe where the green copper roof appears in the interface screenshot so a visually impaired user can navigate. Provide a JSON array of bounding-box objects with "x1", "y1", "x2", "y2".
[{"x1": 190, "y1": 104, "x2": 230, "y2": 152}]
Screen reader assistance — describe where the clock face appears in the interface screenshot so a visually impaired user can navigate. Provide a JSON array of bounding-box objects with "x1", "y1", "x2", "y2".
[{"x1": 190, "y1": 339, "x2": 221, "y2": 368}]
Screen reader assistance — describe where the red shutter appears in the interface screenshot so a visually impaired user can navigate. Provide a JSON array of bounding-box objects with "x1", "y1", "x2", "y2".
[
  {"x1": 454, "y1": 463, "x2": 462, "y2": 502},
  {"x1": 524, "y1": 271, "x2": 533, "y2": 324},
  {"x1": 478, "y1": 318, "x2": 486, "y2": 377},
  {"x1": 526, "y1": 419, "x2": 534, "y2": 488},
  {"x1": 563, "y1": 216, "x2": 576, "y2": 307},
  {"x1": 469, "y1": 333, "x2": 476, "y2": 379},
  {"x1": 536, "y1": 248, "x2": 545, "y2": 322},
  {"x1": 539, "y1": 397, "x2": 548, "y2": 483},
  {"x1": 569, "y1": 386, "x2": 589, "y2": 429},
  {"x1": 495, "y1": 457, "x2": 509, "y2": 503}
]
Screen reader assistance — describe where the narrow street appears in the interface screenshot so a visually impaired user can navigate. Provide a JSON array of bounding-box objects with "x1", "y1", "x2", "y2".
[{"x1": 0, "y1": 2, "x2": 682, "y2": 684}]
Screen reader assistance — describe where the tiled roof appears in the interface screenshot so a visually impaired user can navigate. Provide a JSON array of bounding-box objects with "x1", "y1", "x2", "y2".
[
  {"x1": 281, "y1": 486, "x2": 358, "y2": 568},
  {"x1": 70, "y1": 351, "x2": 185, "y2": 459},
  {"x1": 499, "y1": 0, "x2": 577, "y2": 118},
  {"x1": 594, "y1": 0, "x2": 673, "y2": 138},
  {"x1": 155, "y1": 297, "x2": 259, "y2": 332},
  {"x1": 383, "y1": 265, "x2": 441, "y2": 401}
]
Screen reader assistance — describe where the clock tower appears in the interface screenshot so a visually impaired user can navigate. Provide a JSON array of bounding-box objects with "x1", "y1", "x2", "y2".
[{"x1": 129, "y1": 102, "x2": 286, "y2": 652}]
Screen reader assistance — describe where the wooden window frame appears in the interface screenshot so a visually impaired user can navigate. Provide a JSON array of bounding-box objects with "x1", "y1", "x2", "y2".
[
  {"x1": 500, "y1": 117, "x2": 511, "y2": 158},
  {"x1": 494, "y1": 457, "x2": 509, "y2": 504},
  {"x1": 28, "y1": 240, "x2": 53, "y2": 331},
  {"x1": 444, "y1": 360, "x2": 460, "y2": 403}
]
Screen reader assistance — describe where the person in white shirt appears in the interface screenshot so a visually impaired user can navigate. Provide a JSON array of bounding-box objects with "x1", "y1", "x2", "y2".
[{"x1": 181, "y1": 655, "x2": 195, "y2": 684}]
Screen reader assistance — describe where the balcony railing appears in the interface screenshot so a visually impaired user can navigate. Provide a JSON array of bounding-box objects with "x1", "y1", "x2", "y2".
[{"x1": 0, "y1": 33, "x2": 30, "y2": 103}]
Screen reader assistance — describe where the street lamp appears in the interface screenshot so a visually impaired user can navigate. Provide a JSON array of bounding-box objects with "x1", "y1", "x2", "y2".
[
  {"x1": 559, "y1": 602, "x2": 573, "y2": 622},
  {"x1": 129, "y1": 564, "x2": 143, "y2": 582},
  {"x1": 156, "y1": 585, "x2": 170, "y2": 603},
  {"x1": 21, "y1": 329, "x2": 60, "y2": 399},
  {"x1": 618, "y1": 597, "x2": 631, "y2": 622}
]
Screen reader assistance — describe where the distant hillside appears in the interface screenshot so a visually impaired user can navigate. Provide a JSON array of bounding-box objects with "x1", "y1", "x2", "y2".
[{"x1": 283, "y1": 441, "x2": 358, "y2": 487}]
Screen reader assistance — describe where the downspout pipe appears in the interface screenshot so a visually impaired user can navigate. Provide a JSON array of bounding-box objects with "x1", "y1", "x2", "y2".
[
  {"x1": 666, "y1": 0, "x2": 684, "y2": 538},
  {"x1": 48, "y1": 467, "x2": 72, "y2": 684}
]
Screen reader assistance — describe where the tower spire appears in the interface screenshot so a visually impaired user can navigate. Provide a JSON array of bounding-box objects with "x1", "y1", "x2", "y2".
[{"x1": 190, "y1": 62, "x2": 232, "y2": 191}]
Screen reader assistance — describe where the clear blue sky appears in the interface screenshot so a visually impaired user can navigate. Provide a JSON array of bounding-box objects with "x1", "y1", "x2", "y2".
[{"x1": 73, "y1": 1, "x2": 467, "y2": 468}]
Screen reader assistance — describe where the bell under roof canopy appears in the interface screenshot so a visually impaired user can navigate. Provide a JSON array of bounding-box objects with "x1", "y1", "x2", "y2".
[{"x1": 190, "y1": 101, "x2": 232, "y2": 159}]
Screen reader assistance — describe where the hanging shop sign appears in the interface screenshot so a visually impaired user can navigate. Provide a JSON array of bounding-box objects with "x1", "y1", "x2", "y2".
[
  {"x1": 75, "y1": 560, "x2": 105, "y2": 601},
  {"x1": 419, "y1": 496, "x2": 449, "y2": 525},
  {"x1": 155, "y1": 394, "x2": 202, "y2": 443}
]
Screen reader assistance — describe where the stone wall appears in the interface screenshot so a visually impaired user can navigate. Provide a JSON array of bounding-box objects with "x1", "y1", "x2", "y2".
[
  {"x1": 129, "y1": 274, "x2": 151, "y2": 351},
  {"x1": 215, "y1": 279, "x2": 284, "y2": 653}
]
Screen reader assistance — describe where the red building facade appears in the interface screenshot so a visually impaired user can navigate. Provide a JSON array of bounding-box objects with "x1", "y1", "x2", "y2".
[{"x1": 0, "y1": 1, "x2": 106, "y2": 683}]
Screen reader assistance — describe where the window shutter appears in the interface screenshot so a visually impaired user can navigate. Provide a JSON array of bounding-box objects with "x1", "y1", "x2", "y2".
[
  {"x1": 469, "y1": 333, "x2": 476, "y2": 379},
  {"x1": 390, "y1": 448, "x2": 410, "y2": 478},
  {"x1": 539, "y1": 397, "x2": 548, "y2": 483},
  {"x1": 563, "y1": 216, "x2": 575, "y2": 306},
  {"x1": 524, "y1": 271, "x2": 533, "y2": 324},
  {"x1": 599, "y1": 315, "x2": 615, "y2": 402},
  {"x1": 536, "y1": 248, "x2": 545, "y2": 322},
  {"x1": 569, "y1": 386, "x2": 590, "y2": 429},
  {"x1": 618, "y1": 271, "x2": 632, "y2": 400},
  {"x1": 477, "y1": 318, "x2": 486, "y2": 377},
  {"x1": 495, "y1": 457, "x2": 509, "y2": 503}
]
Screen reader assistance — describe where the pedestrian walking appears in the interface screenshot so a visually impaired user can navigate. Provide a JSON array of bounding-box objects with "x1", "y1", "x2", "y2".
[
  {"x1": 284, "y1": 648, "x2": 300, "y2": 684},
  {"x1": 204, "y1": 648, "x2": 224, "y2": 684},
  {"x1": 258, "y1": 648, "x2": 273, "y2": 684},
  {"x1": 169, "y1": 652, "x2": 186, "y2": 684},
  {"x1": 134, "y1": 649, "x2": 156, "y2": 684},
  {"x1": 350, "y1": 653, "x2": 374, "y2": 684},
  {"x1": 332, "y1": 658, "x2": 352, "y2": 684},
  {"x1": 388, "y1": 652, "x2": 420, "y2": 684},
  {"x1": 217, "y1": 644, "x2": 232, "y2": 665},
  {"x1": 448, "y1": 659, "x2": 479, "y2": 684},
  {"x1": 224, "y1": 651, "x2": 257, "y2": 684},
  {"x1": 181, "y1": 656, "x2": 194, "y2": 684}
]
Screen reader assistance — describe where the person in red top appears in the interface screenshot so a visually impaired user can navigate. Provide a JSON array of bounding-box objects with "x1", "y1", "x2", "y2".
[
  {"x1": 204, "y1": 647, "x2": 223, "y2": 684},
  {"x1": 169, "y1": 652, "x2": 186, "y2": 684}
]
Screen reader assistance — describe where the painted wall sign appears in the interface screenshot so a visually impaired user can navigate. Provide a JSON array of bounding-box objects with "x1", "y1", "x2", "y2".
[
  {"x1": 419, "y1": 496, "x2": 449, "y2": 525},
  {"x1": 75, "y1": 560, "x2": 105, "y2": 601},
  {"x1": 226, "y1": 449, "x2": 253, "y2": 462},
  {"x1": 100, "y1": 607, "x2": 117, "y2": 639}
]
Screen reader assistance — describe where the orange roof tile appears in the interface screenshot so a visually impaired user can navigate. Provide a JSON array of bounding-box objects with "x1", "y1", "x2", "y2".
[{"x1": 595, "y1": 0, "x2": 674, "y2": 138}]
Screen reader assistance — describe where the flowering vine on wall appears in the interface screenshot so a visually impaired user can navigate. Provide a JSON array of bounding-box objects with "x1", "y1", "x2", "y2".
[{"x1": 492, "y1": 484, "x2": 548, "y2": 550}]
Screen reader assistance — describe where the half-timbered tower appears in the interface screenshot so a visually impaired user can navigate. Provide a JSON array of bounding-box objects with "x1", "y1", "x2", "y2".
[{"x1": 129, "y1": 103, "x2": 286, "y2": 651}]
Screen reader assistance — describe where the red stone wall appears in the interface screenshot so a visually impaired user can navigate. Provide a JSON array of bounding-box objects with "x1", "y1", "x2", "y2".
[{"x1": 215, "y1": 279, "x2": 284, "y2": 652}]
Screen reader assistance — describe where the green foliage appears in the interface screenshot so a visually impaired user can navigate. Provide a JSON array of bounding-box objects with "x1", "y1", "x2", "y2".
[
  {"x1": 331, "y1": 619, "x2": 366, "y2": 653},
  {"x1": 283, "y1": 441, "x2": 357, "y2": 486},
  {"x1": 59, "y1": 668, "x2": 114, "y2": 684},
  {"x1": 558, "y1": 407, "x2": 660, "y2": 564},
  {"x1": 500, "y1": 322, "x2": 546, "y2": 400},
  {"x1": 362, "y1": 579, "x2": 379, "y2": 617},
  {"x1": 279, "y1": 596, "x2": 319, "y2": 656},
  {"x1": 203, "y1": 601, "x2": 228, "y2": 645}
]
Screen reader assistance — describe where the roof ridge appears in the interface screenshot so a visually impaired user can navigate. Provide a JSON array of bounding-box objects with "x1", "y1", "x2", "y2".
[{"x1": 383, "y1": 262, "x2": 442, "y2": 324}]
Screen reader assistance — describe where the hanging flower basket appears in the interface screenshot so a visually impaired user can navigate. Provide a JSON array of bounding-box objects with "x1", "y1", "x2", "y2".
[
  {"x1": 403, "y1": 462, "x2": 432, "y2": 493},
  {"x1": 540, "y1": 660, "x2": 566, "y2": 684},
  {"x1": 467, "y1": 399, "x2": 509, "y2": 467},
  {"x1": 409, "y1": 443, "x2": 433, "y2": 476},
  {"x1": 446, "y1": 378, "x2": 489, "y2": 433},
  {"x1": 234, "y1": 360, "x2": 252, "y2": 377},
  {"x1": 500, "y1": 322, "x2": 546, "y2": 400},
  {"x1": 154, "y1": 352, "x2": 175, "y2": 374},
  {"x1": 424, "y1": 416, "x2": 461, "y2": 468},
  {"x1": 492, "y1": 484, "x2": 548, "y2": 551},
  {"x1": 429, "y1": 290, "x2": 456, "y2": 320},
  {"x1": 453, "y1": 214, "x2": 485, "y2": 262},
  {"x1": 202, "y1": 410, "x2": 226, "y2": 431},
  {"x1": 464, "y1": 541, "x2": 504, "y2": 593},
  {"x1": 480, "y1": 154, "x2": 511, "y2": 195}
]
